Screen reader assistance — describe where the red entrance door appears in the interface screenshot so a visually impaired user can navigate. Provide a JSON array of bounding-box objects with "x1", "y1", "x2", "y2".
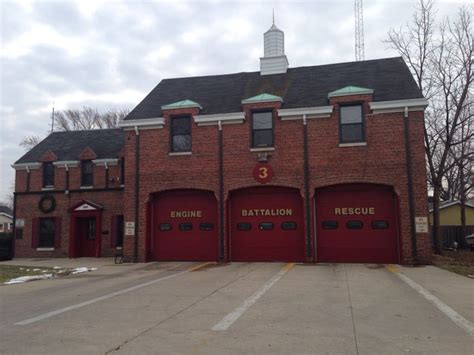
[
  {"x1": 153, "y1": 190, "x2": 218, "y2": 261},
  {"x1": 230, "y1": 187, "x2": 305, "y2": 262},
  {"x1": 315, "y1": 184, "x2": 399, "y2": 264},
  {"x1": 77, "y1": 217, "x2": 97, "y2": 257}
]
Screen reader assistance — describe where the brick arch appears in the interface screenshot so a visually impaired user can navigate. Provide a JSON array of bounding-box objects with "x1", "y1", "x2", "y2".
[
  {"x1": 312, "y1": 178, "x2": 399, "y2": 199},
  {"x1": 226, "y1": 183, "x2": 302, "y2": 200}
]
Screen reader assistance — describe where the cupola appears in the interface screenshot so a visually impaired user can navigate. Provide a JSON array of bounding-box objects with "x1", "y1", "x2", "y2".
[{"x1": 260, "y1": 17, "x2": 289, "y2": 76}]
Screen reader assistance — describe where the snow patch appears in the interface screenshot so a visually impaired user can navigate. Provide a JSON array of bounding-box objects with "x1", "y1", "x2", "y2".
[
  {"x1": 71, "y1": 267, "x2": 97, "y2": 275},
  {"x1": 4, "y1": 274, "x2": 54, "y2": 285}
]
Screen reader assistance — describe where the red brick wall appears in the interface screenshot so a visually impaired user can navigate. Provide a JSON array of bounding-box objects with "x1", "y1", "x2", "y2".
[{"x1": 122, "y1": 96, "x2": 431, "y2": 264}]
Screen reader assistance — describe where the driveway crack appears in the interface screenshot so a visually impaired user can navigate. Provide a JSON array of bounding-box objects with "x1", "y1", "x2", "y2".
[
  {"x1": 105, "y1": 263, "x2": 261, "y2": 354},
  {"x1": 344, "y1": 264, "x2": 359, "y2": 355}
]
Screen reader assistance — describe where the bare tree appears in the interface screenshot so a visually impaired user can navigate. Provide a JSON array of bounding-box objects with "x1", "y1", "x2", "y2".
[
  {"x1": 19, "y1": 135, "x2": 42, "y2": 151},
  {"x1": 386, "y1": 1, "x2": 473, "y2": 254},
  {"x1": 19, "y1": 107, "x2": 130, "y2": 151}
]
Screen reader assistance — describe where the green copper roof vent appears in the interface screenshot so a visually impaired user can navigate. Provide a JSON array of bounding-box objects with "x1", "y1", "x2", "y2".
[
  {"x1": 328, "y1": 86, "x2": 374, "y2": 98},
  {"x1": 161, "y1": 99, "x2": 203, "y2": 110},
  {"x1": 241, "y1": 93, "x2": 283, "y2": 104}
]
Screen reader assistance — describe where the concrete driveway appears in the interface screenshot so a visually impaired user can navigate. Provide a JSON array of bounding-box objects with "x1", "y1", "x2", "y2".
[{"x1": 0, "y1": 261, "x2": 472, "y2": 355}]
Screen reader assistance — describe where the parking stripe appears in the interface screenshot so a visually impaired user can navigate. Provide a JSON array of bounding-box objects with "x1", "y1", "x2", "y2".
[
  {"x1": 212, "y1": 263, "x2": 294, "y2": 331},
  {"x1": 386, "y1": 264, "x2": 474, "y2": 337},
  {"x1": 15, "y1": 262, "x2": 212, "y2": 326}
]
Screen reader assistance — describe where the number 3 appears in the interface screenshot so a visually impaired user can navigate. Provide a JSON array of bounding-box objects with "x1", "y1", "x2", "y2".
[{"x1": 258, "y1": 167, "x2": 268, "y2": 179}]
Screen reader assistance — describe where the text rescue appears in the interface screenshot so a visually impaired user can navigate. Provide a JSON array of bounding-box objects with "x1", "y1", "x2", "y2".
[{"x1": 334, "y1": 207, "x2": 375, "y2": 215}]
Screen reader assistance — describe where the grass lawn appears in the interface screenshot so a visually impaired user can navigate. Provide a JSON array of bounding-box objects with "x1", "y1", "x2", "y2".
[
  {"x1": 0, "y1": 265, "x2": 65, "y2": 284},
  {"x1": 432, "y1": 250, "x2": 474, "y2": 277}
]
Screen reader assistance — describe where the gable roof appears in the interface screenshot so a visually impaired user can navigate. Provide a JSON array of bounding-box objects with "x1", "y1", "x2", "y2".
[
  {"x1": 241, "y1": 93, "x2": 284, "y2": 104},
  {"x1": 328, "y1": 86, "x2": 374, "y2": 97},
  {"x1": 124, "y1": 57, "x2": 423, "y2": 121},
  {"x1": 15, "y1": 129, "x2": 124, "y2": 164},
  {"x1": 429, "y1": 200, "x2": 474, "y2": 212},
  {"x1": 0, "y1": 206, "x2": 13, "y2": 218},
  {"x1": 161, "y1": 99, "x2": 202, "y2": 110}
]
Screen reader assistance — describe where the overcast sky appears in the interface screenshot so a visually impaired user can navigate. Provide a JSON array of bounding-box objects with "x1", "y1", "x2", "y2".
[{"x1": 0, "y1": 0, "x2": 468, "y2": 201}]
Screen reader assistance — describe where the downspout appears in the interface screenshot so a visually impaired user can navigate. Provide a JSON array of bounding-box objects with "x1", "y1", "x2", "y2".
[
  {"x1": 26, "y1": 166, "x2": 30, "y2": 192},
  {"x1": 303, "y1": 114, "x2": 312, "y2": 260},
  {"x1": 218, "y1": 120, "x2": 225, "y2": 261},
  {"x1": 105, "y1": 162, "x2": 109, "y2": 189},
  {"x1": 12, "y1": 193, "x2": 17, "y2": 259},
  {"x1": 133, "y1": 126, "x2": 140, "y2": 263},
  {"x1": 403, "y1": 107, "x2": 417, "y2": 261},
  {"x1": 65, "y1": 164, "x2": 70, "y2": 194}
]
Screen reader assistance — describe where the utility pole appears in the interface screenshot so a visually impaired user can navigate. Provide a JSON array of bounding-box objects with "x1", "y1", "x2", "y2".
[{"x1": 354, "y1": 0, "x2": 365, "y2": 61}]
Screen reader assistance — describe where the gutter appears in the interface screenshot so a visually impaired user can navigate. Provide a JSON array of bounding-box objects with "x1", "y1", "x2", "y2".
[{"x1": 403, "y1": 106, "x2": 417, "y2": 261}]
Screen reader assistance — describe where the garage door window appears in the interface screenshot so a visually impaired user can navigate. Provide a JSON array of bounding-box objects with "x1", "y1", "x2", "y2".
[
  {"x1": 199, "y1": 222, "x2": 214, "y2": 231},
  {"x1": 237, "y1": 222, "x2": 252, "y2": 231},
  {"x1": 346, "y1": 220, "x2": 363, "y2": 229},
  {"x1": 322, "y1": 221, "x2": 338, "y2": 230},
  {"x1": 372, "y1": 220, "x2": 389, "y2": 230},
  {"x1": 281, "y1": 222, "x2": 297, "y2": 230},
  {"x1": 259, "y1": 222, "x2": 274, "y2": 230},
  {"x1": 159, "y1": 223, "x2": 172, "y2": 231},
  {"x1": 179, "y1": 223, "x2": 193, "y2": 231}
]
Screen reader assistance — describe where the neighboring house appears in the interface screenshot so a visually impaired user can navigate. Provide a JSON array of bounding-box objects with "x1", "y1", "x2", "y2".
[
  {"x1": 0, "y1": 206, "x2": 13, "y2": 233},
  {"x1": 12, "y1": 21, "x2": 431, "y2": 264},
  {"x1": 429, "y1": 200, "x2": 474, "y2": 226}
]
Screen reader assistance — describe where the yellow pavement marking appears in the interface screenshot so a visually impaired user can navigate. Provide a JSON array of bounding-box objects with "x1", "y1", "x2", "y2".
[
  {"x1": 187, "y1": 262, "x2": 216, "y2": 272},
  {"x1": 385, "y1": 264, "x2": 398, "y2": 273}
]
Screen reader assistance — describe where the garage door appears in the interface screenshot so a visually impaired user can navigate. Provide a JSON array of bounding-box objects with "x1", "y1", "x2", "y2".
[
  {"x1": 315, "y1": 184, "x2": 399, "y2": 263},
  {"x1": 152, "y1": 190, "x2": 218, "y2": 261},
  {"x1": 230, "y1": 187, "x2": 305, "y2": 262}
]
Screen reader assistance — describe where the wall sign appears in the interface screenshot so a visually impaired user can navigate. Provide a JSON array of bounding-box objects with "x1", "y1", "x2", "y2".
[
  {"x1": 415, "y1": 217, "x2": 428, "y2": 233},
  {"x1": 125, "y1": 222, "x2": 135, "y2": 236},
  {"x1": 252, "y1": 163, "x2": 273, "y2": 184}
]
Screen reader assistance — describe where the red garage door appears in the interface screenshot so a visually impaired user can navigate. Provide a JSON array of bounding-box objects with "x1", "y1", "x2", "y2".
[
  {"x1": 315, "y1": 184, "x2": 399, "y2": 264},
  {"x1": 152, "y1": 190, "x2": 218, "y2": 261},
  {"x1": 230, "y1": 187, "x2": 305, "y2": 262}
]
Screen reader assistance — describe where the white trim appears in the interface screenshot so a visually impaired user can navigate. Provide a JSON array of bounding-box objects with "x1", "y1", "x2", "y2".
[
  {"x1": 92, "y1": 158, "x2": 119, "y2": 166},
  {"x1": 53, "y1": 160, "x2": 79, "y2": 168},
  {"x1": 242, "y1": 96, "x2": 283, "y2": 104},
  {"x1": 338, "y1": 142, "x2": 367, "y2": 147},
  {"x1": 11, "y1": 162, "x2": 41, "y2": 170},
  {"x1": 36, "y1": 248, "x2": 54, "y2": 251},
  {"x1": 250, "y1": 147, "x2": 275, "y2": 152},
  {"x1": 428, "y1": 200, "x2": 474, "y2": 212},
  {"x1": 41, "y1": 187, "x2": 54, "y2": 191},
  {"x1": 328, "y1": 88, "x2": 374, "y2": 98},
  {"x1": 194, "y1": 112, "x2": 245, "y2": 126},
  {"x1": 119, "y1": 117, "x2": 165, "y2": 129},
  {"x1": 0, "y1": 212, "x2": 13, "y2": 219},
  {"x1": 79, "y1": 186, "x2": 94, "y2": 190},
  {"x1": 169, "y1": 151, "x2": 192, "y2": 156},
  {"x1": 370, "y1": 98, "x2": 428, "y2": 113},
  {"x1": 278, "y1": 106, "x2": 333, "y2": 120}
]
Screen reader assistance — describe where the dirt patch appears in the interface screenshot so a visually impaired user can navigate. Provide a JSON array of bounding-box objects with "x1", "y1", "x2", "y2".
[{"x1": 432, "y1": 250, "x2": 474, "y2": 278}]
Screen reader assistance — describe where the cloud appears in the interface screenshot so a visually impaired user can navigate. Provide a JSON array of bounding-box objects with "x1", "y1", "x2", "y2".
[{"x1": 0, "y1": 0, "x2": 469, "y2": 199}]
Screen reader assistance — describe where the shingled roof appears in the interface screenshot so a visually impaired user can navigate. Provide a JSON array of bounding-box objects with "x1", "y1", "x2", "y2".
[
  {"x1": 15, "y1": 129, "x2": 124, "y2": 164},
  {"x1": 124, "y1": 57, "x2": 423, "y2": 121}
]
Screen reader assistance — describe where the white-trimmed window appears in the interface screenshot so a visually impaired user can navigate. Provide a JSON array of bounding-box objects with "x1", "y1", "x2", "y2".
[{"x1": 339, "y1": 104, "x2": 365, "y2": 143}]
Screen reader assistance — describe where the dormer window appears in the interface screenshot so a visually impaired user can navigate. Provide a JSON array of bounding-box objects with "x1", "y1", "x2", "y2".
[
  {"x1": 171, "y1": 116, "x2": 191, "y2": 152},
  {"x1": 339, "y1": 104, "x2": 365, "y2": 143},
  {"x1": 252, "y1": 111, "x2": 273, "y2": 148},
  {"x1": 81, "y1": 160, "x2": 94, "y2": 187},
  {"x1": 42, "y1": 162, "x2": 55, "y2": 187}
]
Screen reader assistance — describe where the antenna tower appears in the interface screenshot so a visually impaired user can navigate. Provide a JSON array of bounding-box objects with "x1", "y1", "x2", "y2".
[{"x1": 354, "y1": 0, "x2": 365, "y2": 61}]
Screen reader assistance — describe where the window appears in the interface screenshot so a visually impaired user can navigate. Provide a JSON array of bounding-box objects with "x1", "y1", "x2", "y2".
[
  {"x1": 281, "y1": 222, "x2": 297, "y2": 230},
  {"x1": 179, "y1": 223, "x2": 193, "y2": 231},
  {"x1": 237, "y1": 222, "x2": 252, "y2": 231},
  {"x1": 199, "y1": 222, "x2": 214, "y2": 231},
  {"x1": 81, "y1": 160, "x2": 94, "y2": 186},
  {"x1": 252, "y1": 111, "x2": 273, "y2": 148},
  {"x1": 322, "y1": 221, "x2": 338, "y2": 230},
  {"x1": 171, "y1": 116, "x2": 191, "y2": 152},
  {"x1": 0, "y1": 224, "x2": 3, "y2": 232},
  {"x1": 340, "y1": 104, "x2": 364, "y2": 143},
  {"x1": 86, "y1": 218, "x2": 96, "y2": 240},
  {"x1": 159, "y1": 223, "x2": 172, "y2": 231},
  {"x1": 39, "y1": 218, "x2": 55, "y2": 247},
  {"x1": 346, "y1": 220, "x2": 363, "y2": 229},
  {"x1": 43, "y1": 162, "x2": 55, "y2": 187},
  {"x1": 259, "y1": 222, "x2": 274, "y2": 230},
  {"x1": 372, "y1": 220, "x2": 389, "y2": 230}
]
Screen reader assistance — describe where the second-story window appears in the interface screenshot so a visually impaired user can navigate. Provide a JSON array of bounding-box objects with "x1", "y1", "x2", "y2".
[
  {"x1": 81, "y1": 160, "x2": 94, "y2": 186},
  {"x1": 171, "y1": 116, "x2": 191, "y2": 152},
  {"x1": 339, "y1": 104, "x2": 365, "y2": 143},
  {"x1": 252, "y1": 111, "x2": 273, "y2": 148},
  {"x1": 42, "y1": 162, "x2": 55, "y2": 187}
]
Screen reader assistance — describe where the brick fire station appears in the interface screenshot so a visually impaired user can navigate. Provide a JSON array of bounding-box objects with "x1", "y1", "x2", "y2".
[{"x1": 12, "y1": 23, "x2": 432, "y2": 264}]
